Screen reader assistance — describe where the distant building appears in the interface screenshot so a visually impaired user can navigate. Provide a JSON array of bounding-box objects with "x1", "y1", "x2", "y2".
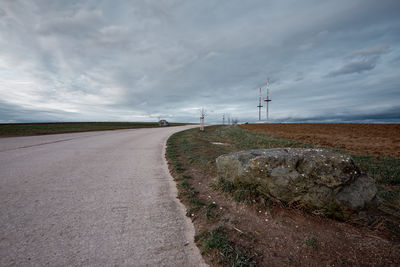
[{"x1": 158, "y1": 120, "x2": 169, "y2": 127}]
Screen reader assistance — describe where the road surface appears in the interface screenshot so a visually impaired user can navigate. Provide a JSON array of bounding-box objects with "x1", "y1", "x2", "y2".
[{"x1": 0, "y1": 126, "x2": 206, "y2": 266}]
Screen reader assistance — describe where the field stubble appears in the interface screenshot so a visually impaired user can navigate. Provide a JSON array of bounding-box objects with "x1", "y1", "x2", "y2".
[{"x1": 240, "y1": 123, "x2": 400, "y2": 158}]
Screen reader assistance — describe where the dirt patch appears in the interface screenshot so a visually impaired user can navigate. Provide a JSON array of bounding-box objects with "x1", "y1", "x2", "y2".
[
  {"x1": 240, "y1": 123, "x2": 400, "y2": 157},
  {"x1": 191, "y1": 171, "x2": 400, "y2": 266}
]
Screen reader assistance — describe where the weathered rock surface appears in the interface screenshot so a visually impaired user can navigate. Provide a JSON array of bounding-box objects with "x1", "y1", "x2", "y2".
[{"x1": 216, "y1": 148, "x2": 377, "y2": 217}]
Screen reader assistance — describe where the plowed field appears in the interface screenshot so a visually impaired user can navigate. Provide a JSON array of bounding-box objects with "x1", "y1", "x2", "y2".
[{"x1": 240, "y1": 123, "x2": 400, "y2": 157}]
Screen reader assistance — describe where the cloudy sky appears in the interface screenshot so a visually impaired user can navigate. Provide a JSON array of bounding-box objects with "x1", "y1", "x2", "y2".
[{"x1": 0, "y1": 0, "x2": 399, "y2": 123}]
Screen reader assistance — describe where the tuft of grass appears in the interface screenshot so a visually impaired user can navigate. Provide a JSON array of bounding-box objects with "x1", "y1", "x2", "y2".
[
  {"x1": 213, "y1": 177, "x2": 272, "y2": 208},
  {"x1": 232, "y1": 183, "x2": 261, "y2": 204},
  {"x1": 180, "y1": 180, "x2": 190, "y2": 188},
  {"x1": 304, "y1": 236, "x2": 318, "y2": 249},
  {"x1": 199, "y1": 226, "x2": 256, "y2": 266},
  {"x1": 211, "y1": 177, "x2": 235, "y2": 193},
  {"x1": 204, "y1": 202, "x2": 219, "y2": 220}
]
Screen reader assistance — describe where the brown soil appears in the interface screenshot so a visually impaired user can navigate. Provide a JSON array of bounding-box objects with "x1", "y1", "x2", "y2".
[
  {"x1": 240, "y1": 123, "x2": 400, "y2": 158},
  {"x1": 183, "y1": 168, "x2": 400, "y2": 266}
]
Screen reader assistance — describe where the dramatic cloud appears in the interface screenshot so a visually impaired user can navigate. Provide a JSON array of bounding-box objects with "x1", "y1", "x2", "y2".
[{"x1": 0, "y1": 0, "x2": 399, "y2": 123}]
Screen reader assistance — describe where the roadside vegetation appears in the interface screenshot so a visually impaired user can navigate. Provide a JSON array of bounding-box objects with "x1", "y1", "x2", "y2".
[
  {"x1": 166, "y1": 125, "x2": 400, "y2": 266},
  {"x1": 353, "y1": 155, "x2": 400, "y2": 216},
  {"x1": 0, "y1": 122, "x2": 187, "y2": 136}
]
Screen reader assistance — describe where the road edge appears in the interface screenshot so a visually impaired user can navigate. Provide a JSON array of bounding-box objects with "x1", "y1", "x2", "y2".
[{"x1": 161, "y1": 127, "x2": 208, "y2": 266}]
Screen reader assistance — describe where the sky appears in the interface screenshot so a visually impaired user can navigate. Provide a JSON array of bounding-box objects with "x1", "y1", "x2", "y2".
[{"x1": 0, "y1": 0, "x2": 399, "y2": 124}]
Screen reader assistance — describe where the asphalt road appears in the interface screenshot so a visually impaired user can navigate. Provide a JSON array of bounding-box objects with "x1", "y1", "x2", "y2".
[{"x1": 0, "y1": 126, "x2": 206, "y2": 266}]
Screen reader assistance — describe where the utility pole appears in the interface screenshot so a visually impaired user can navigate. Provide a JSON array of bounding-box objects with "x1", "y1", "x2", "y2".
[
  {"x1": 264, "y1": 77, "x2": 272, "y2": 123},
  {"x1": 222, "y1": 114, "x2": 225, "y2": 125},
  {"x1": 257, "y1": 87, "x2": 263, "y2": 121}
]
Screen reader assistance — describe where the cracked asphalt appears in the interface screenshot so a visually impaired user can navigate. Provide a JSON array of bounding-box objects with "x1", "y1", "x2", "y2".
[{"x1": 0, "y1": 126, "x2": 206, "y2": 266}]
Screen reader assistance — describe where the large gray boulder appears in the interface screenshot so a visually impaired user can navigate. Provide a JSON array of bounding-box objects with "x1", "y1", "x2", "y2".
[{"x1": 216, "y1": 148, "x2": 377, "y2": 218}]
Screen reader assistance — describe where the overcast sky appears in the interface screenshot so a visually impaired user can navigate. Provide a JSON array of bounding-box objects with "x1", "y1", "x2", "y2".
[{"x1": 1, "y1": 0, "x2": 399, "y2": 123}]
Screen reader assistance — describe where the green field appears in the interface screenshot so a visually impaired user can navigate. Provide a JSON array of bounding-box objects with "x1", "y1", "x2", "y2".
[{"x1": 0, "y1": 122, "x2": 188, "y2": 137}]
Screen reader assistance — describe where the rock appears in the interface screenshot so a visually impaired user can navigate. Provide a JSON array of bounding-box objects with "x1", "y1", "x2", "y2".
[{"x1": 216, "y1": 148, "x2": 377, "y2": 218}]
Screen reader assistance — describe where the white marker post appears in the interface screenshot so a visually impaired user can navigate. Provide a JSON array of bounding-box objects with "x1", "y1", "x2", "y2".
[{"x1": 200, "y1": 108, "x2": 205, "y2": 131}]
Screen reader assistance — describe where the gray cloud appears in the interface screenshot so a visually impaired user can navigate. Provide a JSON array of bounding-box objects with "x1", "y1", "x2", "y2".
[
  {"x1": 0, "y1": 100, "x2": 74, "y2": 123},
  {"x1": 0, "y1": 0, "x2": 400, "y2": 123},
  {"x1": 327, "y1": 45, "x2": 389, "y2": 77},
  {"x1": 275, "y1": 105, "x2": 400, "y2": 123},
  {"x1": 327, "y1": 60, "x2": 376, "y2": 77},
  {"x1": 36, "y1": 9, "x2": 103, "y2": 37},
  {"x1": 346, "y1": 45, "x2": 389, "y2": 58}
]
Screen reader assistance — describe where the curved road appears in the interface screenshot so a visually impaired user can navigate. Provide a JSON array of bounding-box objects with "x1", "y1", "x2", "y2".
[{"x1": 0, "y1": 126, "x2": 206, "y2": 266}]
